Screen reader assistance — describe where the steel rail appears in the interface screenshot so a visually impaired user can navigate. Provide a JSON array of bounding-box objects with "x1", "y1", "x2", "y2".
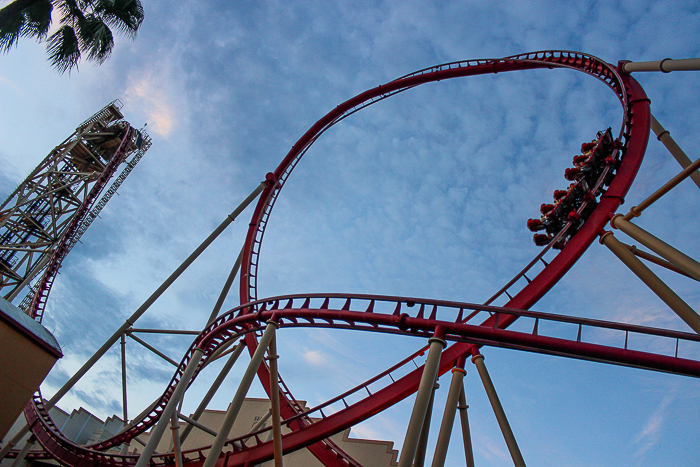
[
  {"x1": 15, "y1": 51, "x2": 652, "y2": 467},
  {"x1": 237, "y1": 51, "x2": 648, "y2": 467},
  {"x1": 20, "y1": 299, "x2": 700, "y2": 467}
]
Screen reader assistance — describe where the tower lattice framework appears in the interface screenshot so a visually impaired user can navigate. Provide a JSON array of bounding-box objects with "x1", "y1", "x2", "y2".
[{"x1": 0, "y1": 100, "x2": 151, "y2": 317}]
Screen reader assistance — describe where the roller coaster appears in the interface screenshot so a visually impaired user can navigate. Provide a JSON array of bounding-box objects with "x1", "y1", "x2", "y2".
[{"x1": 2, "y1": 50, "x2": 700, "y2": 467}]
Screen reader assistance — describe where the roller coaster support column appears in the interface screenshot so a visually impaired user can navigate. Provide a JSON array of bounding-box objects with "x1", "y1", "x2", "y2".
[
  {"x1": 180, "y1": 341, "x2": 246, "y2": 443},
  {"x1": 10, "y1": 435, "x2": 36, "y2": 467},
  {"x1": 134, "y1": 348, "x2": 205, "y2": 467},
  {"x1": 121, "y1": 333, "x2": 128, "y2": 422},
  {"x1": 472, "y1": 353, "x2": 526, "y2": 467},
  {"x1": 431, "y1": 356, "x2": 467, "y2": 467},
  {"x1": 611, "y1": 215, "x2": 700, "y2": 282},
  {"x1": 268, "y1": 333, "x2": 283, "y2": 467},
  {"x1": 649, "y1": 115, "x2": 700, "y2": 189},
  {"x1": 397, "y1": 328, "x2": 446, "y2": 467},
  {"x1": 202, "y1": 320, "x2": 280, "y2": 467},
  {"x1": 207, "y1": 247, "x2": 244, "y2": 324},
  {"x1": 600, "y1": 232, "x2": 700, "y2": 334},
  {"x1": 414, "y1": 382, "x2": 438, "y2": 467},
  {"x1": 620, "y1": 58, "x2": 700, "y2": 73},
  {"x1": 628, "y1": 153, "x2": 700, "y2": 217},
  {"x1": 0, "y1": 183, "x2": 264, "y2": 460},
  {"x1": 458, "y1": 386, "x2": 475, "y2": 467},
  {"x1": 651, "y1": 115, "x2": 700, "y2": 188},
  {"x1": 170, "y1": 412, "x2": 184, "y2": 467}
]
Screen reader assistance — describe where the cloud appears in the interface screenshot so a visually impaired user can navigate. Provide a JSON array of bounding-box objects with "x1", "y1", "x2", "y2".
[
  {"x1": 124, "y1": 73, "x2": 177, "y2": 137},
  {"x1": 633, "y1": 392, "x2": 675, "y2": 460},
  {"x1": 303, "y1": 350, "x2": 325, "y2": 365}
]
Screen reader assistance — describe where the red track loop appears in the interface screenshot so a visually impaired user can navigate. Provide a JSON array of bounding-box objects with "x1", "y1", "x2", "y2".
[
  {"x1": 238, "y1": 51, "x2": 650, "y2": 466},
  {"x1": 23, "y1": 51, "x2": 652, "y2": 467}
]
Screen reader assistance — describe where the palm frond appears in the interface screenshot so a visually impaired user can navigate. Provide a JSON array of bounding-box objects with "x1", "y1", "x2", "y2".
[
  {"x1": 95, "y1": 0, "x2": 143, "y2": 38},
  {"x1": 22, "y1": 0, "x2": 53, "y2": 39},
  {"x1": 46, "y1": 24, "x2": 81, "y2": 73},
  {"x1": 0, "y1": 0, "x2": 53, "y2": 51},
  {"x1": 55, "y1": 0, "x2": 85, "y2": 26},
  {"x1": 0, "y1": 11, "x2": 25, "y2": 51},
  {"x1": 77, "y1": 14, "x2": 113, "y2": 63}
]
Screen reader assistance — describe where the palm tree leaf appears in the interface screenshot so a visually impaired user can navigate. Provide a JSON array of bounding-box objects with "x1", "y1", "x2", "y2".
[
  {"x1": 94, "y1": 0, "x2": 143, "y2": 38},
  {"x1": 22, "y1": 0, "x2": 53, "y2": 39},
  {"x1": 76, "y1": 14, "x2": 113, "y2": 63},
  {"x1": 46, "y1": 24, "x2": 81, "y2": 73},
  {"x1": 0, "y1": 0, "x2": 52, "y2": 51},
  {"x1": 55, "y1": 0, "x2": 86, "y2": 25}
]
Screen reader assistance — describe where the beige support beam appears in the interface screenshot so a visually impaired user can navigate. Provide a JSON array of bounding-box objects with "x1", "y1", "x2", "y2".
[
  {"x1": 10, "y1": 436, "x2": 36, "y2": 467},
  {"x1": 134, "y1": 348, "x2": 205, "y2": 467},
  {"x1": 170, "y1": 412, "x2": 184, "y2": 467},
  {"x1": 268, "y1": 334, "x2": 283, "y2": 467},
  {"x1": 624, "y1": 155, "x2": 700, "y2": 221},
  {"x1": 397, "y1": 336, "x2": 446, "y2": 467},
  {"x1": 180, "y1": 341, "x2": 245, "y2": 443},
  {"x1": 623, "y1": 243, "x2": 697, "y2": 281},
  {"x1": 650, "y1": 115, "x2": 700, "y2": 190},
  {"x1": 202, "y1": 321, "x2": 279, "y2": 467},
  {"x1": 611, "y1": 215, "x2": 700, "y2": 282},
  {"x1": 601, "y1": 232, "x2": 700, "y2": 334},
  {"x1": 621, "y1": 58, "x2": 700, "y2": 73},
  {"x1": 457, "y1": 386, "x2": 475, "y2": 467},
  {"x1": 413, "y1": 383, "x2": 439, "y2": 467},
  {"x1": 0, "y1": 183, "x2": 266, "y2": 462},
  {"x1": 473, "y1": 354, "x2": 526, "y2": 467},
  {"x1": 431, "y1": 369, "x2": 466, "y2": 467}
]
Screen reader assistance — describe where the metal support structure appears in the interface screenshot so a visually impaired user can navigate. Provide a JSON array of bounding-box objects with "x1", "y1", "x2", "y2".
[
  {"x1": 268, "y1": 333, "x2": 283, "y2": 467},
  {"x1": 127, "y1": 333, "x2": 179, "y2": 367},
  {"x1": 202, "y1": 320, "x2": 279, "y2": 467},
  {"x1": 207, "y1": 246, "x2": 244, "y2": 324},
  {"x1": 180, "y1": 341, "x2": 246, "y2": 443},
  {"x1": 621, "y1": 58, "x2": 700, "y2": 73},
  {"x1": 624, "y1": 154, "x2": 700, "y2": 220},
  {"x1": 248, "y1": 409, "x2": 272, "y2": 434},
  {"x1": 134, "y1": 348, "x2": 205, "y2": 467},
  {"x1": 413, "y1": 382, "x2": 438, "y2": 467},
  {"x1": 600, "y1": 231, "x2": 700, "y2": 334},
  {"x1": 650, "y1": 114, "x2": 700, "y2": 189},
  {"x1": 0, "y1": 183, "x2": 264, "y2": 461},
  {"x1": 457, "y1": 386, "x2": 475, "y2": 467},
  {"x1": 397, "y1": 333, "x2": 446, "y2": 467},
  {"x1": 623, "y1": 243, "x2": 696, "y2": 281},
  {"x1": 0, "y1": 101, "x2": 151, "y2": 302},
  {"x1": 611, "y1": 215, "x2": 700, "y2": 282},
  {"x1": 170, "y1": 412, "x2": 184, "y2": 467},
  {"x1": 178, "y1": 413, "x2": 217, "y2": 437},
  {"x1": 431, "y1": 367, "x2": 466, "y2": 467},
  {"x1": 10, "y1": 436, "x2": 36, "y2": 467},
  {"x1": 121, "y1": 333, "x2": 128, "y2": 423},
  {"x1": 472, "y1": 354, "x2": 526, "y2": 467}
]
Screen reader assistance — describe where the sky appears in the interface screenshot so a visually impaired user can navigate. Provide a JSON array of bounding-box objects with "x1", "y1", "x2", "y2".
[{"x1": 1, "y1": 1, "x2": 700, "y2": 466}]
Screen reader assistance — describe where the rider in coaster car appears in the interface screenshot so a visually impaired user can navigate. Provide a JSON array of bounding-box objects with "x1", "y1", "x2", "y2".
[
  {"x1": 527, "y1": 218, "x2": 545, "y2": 232},
  {"x1": 565, "y1": 167, "x2": 583, "y2": 181},
  {"x1": 533, "y1": 233, "x2": 552, "y2": 246}
]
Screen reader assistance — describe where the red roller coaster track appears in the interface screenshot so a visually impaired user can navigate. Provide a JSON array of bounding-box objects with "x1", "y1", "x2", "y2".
[{"x1": 16, "y1": 50, "x2": 670, "y2": 467}]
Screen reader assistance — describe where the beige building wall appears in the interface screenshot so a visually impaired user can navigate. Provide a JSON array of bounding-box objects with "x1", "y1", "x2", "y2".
[{"x1": 131, "y1": 398, "x2": 397, "y2": 466}]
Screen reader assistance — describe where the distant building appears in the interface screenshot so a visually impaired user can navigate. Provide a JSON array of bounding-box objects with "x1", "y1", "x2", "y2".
[{"x1": 2, "y1": 398, "x2": 398, "y2": 467}]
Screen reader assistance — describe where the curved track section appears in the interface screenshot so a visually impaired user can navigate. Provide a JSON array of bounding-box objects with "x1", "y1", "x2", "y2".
[
  {"x1": 22, "y1": 51, "x2": 653, "y2": 467},
  {"x1": 238, "y1": 51, "x2": 650, "y2": 465},
  {"x1": 23, "y1": 295, "x2": 700, "y2": 467}
]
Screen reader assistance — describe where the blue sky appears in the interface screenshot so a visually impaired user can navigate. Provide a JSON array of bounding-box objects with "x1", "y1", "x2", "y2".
[{"x1": 1, "y1": 1, "x2": 700, "y2": 466}]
